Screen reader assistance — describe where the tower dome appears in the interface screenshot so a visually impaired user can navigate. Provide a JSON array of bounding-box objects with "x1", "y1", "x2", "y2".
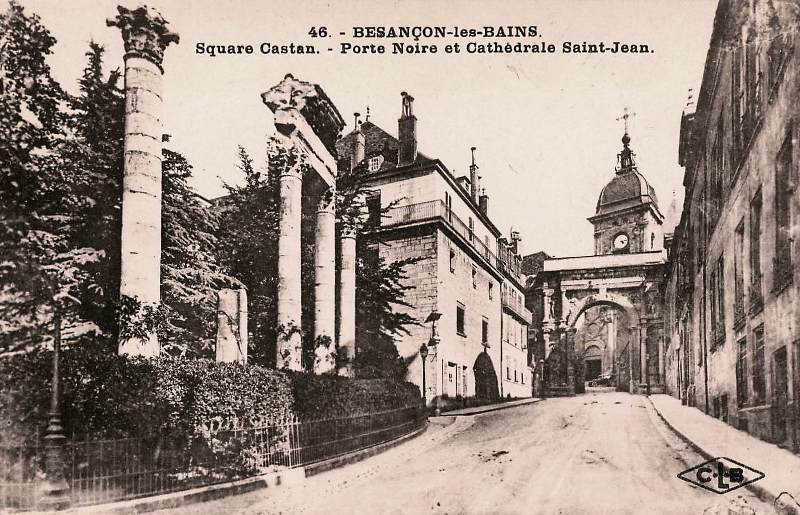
[{"x1": 595, "y1": 132, "x2": 658, "y2": 216}]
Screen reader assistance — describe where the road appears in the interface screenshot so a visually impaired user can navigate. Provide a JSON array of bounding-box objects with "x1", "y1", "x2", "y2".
[{"x1": 154, "y1": 390, "x2": 774, "y2": 515}]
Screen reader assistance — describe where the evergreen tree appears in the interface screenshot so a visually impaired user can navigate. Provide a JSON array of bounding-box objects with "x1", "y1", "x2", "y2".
[
  {"x1": 0, "y1": 1, "x2": 90, "y2": 351},
  {"x1": 160, "y1": 146, "x2": 240, "y2": 357}
]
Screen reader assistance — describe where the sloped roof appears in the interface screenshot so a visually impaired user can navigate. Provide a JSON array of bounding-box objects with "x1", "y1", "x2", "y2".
[{"x1": 335, "y1": 121, "x2": 433, "y2": 173}]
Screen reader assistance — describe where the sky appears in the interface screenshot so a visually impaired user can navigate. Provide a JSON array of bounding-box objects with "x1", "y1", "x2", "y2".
[{"x1": 19, "y1": 0, "x2": 718, "y2": 258}]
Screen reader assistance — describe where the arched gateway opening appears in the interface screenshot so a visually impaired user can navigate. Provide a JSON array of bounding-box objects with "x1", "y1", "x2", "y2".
[
  {"x1": 566, "y1": 294, "x2": 641, "y2": 393},
  {"x1": 473, "y1": 351, "x2": 499, "y2": 401}
]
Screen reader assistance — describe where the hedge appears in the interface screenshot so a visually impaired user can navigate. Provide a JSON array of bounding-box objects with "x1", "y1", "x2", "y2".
[{"x1": 0, "y1": 336, "x2": 421, "y2": 447}]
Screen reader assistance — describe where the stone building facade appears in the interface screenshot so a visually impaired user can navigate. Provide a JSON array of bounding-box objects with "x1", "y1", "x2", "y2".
[
  {"x1": 336, "y1": 94, "x2": 532, "y2": 405},
  {"x1": 663, "y1": 0, "x2": 799, "y2": 451}
]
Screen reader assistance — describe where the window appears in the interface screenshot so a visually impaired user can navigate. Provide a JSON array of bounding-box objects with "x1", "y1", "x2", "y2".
[
  {"x1": 752, "y1": 325, "x2": 766, "y2": 404},
  {"x1": 445, "y1": 192, "x2": 452, "y2": 222},
  {"x1": 767, "y1": 33, "x2": 789, "y2": 95},
  {"x1": 368, "y1": 155, "x2": 383, "y2": 172},
  {"x1": 774, "y1": 130, "x2": 793, "y2": 290},
  {"x1": 521, "y1": 373, "x2": 525, "y2": 385},
  {"x1": 734, "y1": 221, "x2": 745, "y2": 326},
  {"x1": 366, "y1": 191, "x2": 381, "y2": 227},
  {"x1": 472, "y1": 266, "x2": 477, "y2": 289},
  {"x1": 481, "y1": 318, "x2": 488, "y2": 345},
  {"x1": 749, "y1": 190, "x2": 763, "y2": 312},
  {"x1": 456, "y1": 303, "x2": 466, "y2": 336},
  {"x1": 650, "y1": 232, "x2": 655, "y2": 250},
  {"x1": 711, "y1": 255, "x2": 726, "y2": 348},
  {"x1": 710, "y1": 115, "x2": 725, "y2": 215},
  {"x1": 468, "y1": 217, "x2": 474, "y2": 242},
  {"x1": 514, "y1": 369, "x2": 518, "y2": 382},
  {"x1": 488, "y1": 281, "x2": 493, "y2": 300},
  {"x1": 506, "y1": 366, "x2": 510, "y2": 380},
  {"x1": 736, "y1": 336, "x2": 748, "y2": 408},
  {"x1": 449, "y1": 248, "x2": 456, "y2": 273}
]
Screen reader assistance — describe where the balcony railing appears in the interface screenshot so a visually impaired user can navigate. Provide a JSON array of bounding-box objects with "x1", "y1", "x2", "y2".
[
  {"x1": 502, "y1": 288, "x2": 533, "y2": 325},
  {"x1": 381, "y1": 200, "x2": 500, "y2": 270}
]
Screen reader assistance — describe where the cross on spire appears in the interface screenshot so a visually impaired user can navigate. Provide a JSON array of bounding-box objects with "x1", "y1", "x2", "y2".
[{"x1": 616, "y1": 107, "x2": 636, "y2": 134}]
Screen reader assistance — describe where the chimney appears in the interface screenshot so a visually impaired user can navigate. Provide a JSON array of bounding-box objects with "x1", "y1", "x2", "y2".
[
  {"x1": 479, "y1": 188, "x2": 489, "y2": 216},
  {"x1": 398, "y1": 92, "x2": 417, "y2": 165},
  {"x1": 469, "y1": 147, "x2": 479, "y2": 202},
  {"x1": 510, "y1": 230, "x2": 522, "y2": 255},
  {"x1": 351, "y1": 112, "x2": 365, "y2": 171}
]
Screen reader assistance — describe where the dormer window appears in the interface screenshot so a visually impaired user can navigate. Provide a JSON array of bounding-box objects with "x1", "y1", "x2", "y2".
[{"x1": 368, "y1": 155, "x2": 384, "y2": 172}]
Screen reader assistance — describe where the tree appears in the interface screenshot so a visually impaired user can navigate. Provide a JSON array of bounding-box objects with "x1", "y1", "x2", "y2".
[
  {"x1": 216, "y1": 143, "x2": 284, "y2": 366},
  {"x1": 217, "y1": 139, "x2": 419, "y2": 376},
  {"x1": 0, "y1": 1, "x2": 94, "y2": 351},
  {"x1": 160, "y1": 146, "x2": 241, "y2": 357}
]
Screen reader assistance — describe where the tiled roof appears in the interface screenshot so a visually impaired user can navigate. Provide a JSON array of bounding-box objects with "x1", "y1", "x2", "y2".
[{"x1": 335, "y1": 121, "x2": 432, "y2": 173}]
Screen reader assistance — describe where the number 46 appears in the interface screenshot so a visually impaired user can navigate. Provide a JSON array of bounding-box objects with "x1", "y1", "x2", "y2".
[{"x1": 308, "y1": 27, "x2": 328, "y2": 38}]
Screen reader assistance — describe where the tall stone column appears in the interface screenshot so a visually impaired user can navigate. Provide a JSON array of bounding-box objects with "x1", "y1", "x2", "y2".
[
  {"x1": 337, "y1": 225, "x2": 357, "y2": 376},
  {"x1": 108, "y1": 6, "x2": 178, "y2": 357},
  {"x1": 277, "y1": 164, "x2": 304, "y2": 370},
  {"x1": 313, "y1": 189, "x2": 336, "y2": 373}
]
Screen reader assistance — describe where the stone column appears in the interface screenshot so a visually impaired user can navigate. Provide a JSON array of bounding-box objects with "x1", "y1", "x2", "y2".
[
  {"x1": 640, "y1": 321, "x2": 648, "y2": 385},
  {"x1": 216, "y1": 288, "x2": 248, "y2": 363},
  {"x1": 313, "y1": 189, "x2": 336, "y2": 373},
  {"x1": 276, "y1": 164, "x2": 304, "y2": 370},
  {"x1": 629, "y1": 324, "x2": 639, "y2": 392},
  {"x1": 108, "y1": 6, "x2": 178, "y2": 357},
  {"x1": 337, "y1": 225, "x2": 357, "y2": 375}
]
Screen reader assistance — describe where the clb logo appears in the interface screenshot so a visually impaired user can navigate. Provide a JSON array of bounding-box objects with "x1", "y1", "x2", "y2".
[{"x1": 678, "y1": 457, "x2": 765, "y2": 494}]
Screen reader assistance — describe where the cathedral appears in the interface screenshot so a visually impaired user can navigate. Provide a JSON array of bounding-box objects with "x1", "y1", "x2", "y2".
[{"x1": 525, "y1": 127, "x2": 673, "y2": 396}]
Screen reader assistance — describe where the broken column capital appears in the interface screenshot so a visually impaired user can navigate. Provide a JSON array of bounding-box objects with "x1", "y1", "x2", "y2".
[
  {"x1": 107, "y1": 5, "x2": 179, "y2": 70},
  {"x1": 262, "y1": 74, "x2": 345, "y2": 156}
]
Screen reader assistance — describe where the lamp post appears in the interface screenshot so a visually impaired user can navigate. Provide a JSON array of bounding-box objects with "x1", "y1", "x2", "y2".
[
  {"x1": 424, "y1": 311, "x2": 441, "y2": 415},
  {"x1": 40, "y1": 310, "x2": 69, "y2": 509},
  {"x1": 419, "y1": 343, "x2": 429, "y2": 408},
  {"x1": 646, "y1": 353, "x2": 651, "y2": 396}
]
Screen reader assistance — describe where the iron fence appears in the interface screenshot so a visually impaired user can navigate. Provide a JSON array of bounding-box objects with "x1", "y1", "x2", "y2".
[{"x1": 0, "y1": 405, "x2": 425, "y2": 511}]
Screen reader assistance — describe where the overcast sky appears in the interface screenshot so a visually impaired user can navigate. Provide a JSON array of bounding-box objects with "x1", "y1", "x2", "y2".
[{"x1": 21, "y1": 0, "x2": 717, "y2": 258}]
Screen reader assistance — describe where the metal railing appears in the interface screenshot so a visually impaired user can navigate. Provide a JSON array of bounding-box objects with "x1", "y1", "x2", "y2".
[
  {"x1": 501, "y1": 287, "x2": 533, "y2": 325},
  {"x1": 381, "y1": 200, "x2": 500, "y2": 270},
  {"x1": 0, "y1": 405, "x2": 425, "y2": 511}
]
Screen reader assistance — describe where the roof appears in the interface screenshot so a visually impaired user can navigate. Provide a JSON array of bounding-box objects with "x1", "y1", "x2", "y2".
[
  {"x1": 594, "y1": 133, "x2": 659, "y2": 217},
  {"x1": 334, "y1": 121, "x2": 433, "y2": 173},
  {"x1": 596, "y1": 170, "x2": 659, "y2": 215}
]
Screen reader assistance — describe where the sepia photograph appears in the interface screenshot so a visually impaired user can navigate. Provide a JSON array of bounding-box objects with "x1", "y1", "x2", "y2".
[{"x1": 1, "y1": 0, "x2": 799, "y2": 513}]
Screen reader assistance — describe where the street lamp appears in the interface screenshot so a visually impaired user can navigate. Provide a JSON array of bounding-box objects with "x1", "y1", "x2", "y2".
[
  {"x1": 424, "y1": 311, "x2": 441, "y2": 415},
  {"x1": 419, "y1": 343, "x2": 429, "y2": 408},
  {"x1": 41, "y1": 311, "x2": 69, "y2": 509},
  {"x1": 646, "y1": 353, "x2": 651, "y2": 396}
]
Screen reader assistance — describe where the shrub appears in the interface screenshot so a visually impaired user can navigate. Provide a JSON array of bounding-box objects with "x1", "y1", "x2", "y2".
[
  {"x1": 290, "y1": 372, "x2": 421, "y2": 421},
  {"x1": 0, "y1": 338, "x2": 422, "y2": 445}
]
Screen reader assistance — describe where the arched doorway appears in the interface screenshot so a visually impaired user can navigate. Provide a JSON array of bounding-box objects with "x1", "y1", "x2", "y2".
[{"x1": 473, "y1": 351, "x2": 499, "y2": 400}]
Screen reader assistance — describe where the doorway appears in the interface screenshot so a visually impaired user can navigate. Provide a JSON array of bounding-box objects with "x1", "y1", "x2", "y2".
[{"x1": 772, "y1": 347, "x2": 788, "y2": 444}]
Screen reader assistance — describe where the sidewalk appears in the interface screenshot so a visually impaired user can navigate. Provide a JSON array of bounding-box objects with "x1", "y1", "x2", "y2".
[
  {"x1": 649, "y1": 394, "x2": 800, "y2": 510},
  {"x1": 436, "y1": 397, "x2": 540, "y2": 417}
]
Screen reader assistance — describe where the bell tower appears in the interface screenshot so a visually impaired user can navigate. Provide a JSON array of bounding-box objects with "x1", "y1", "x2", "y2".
[{"x1": 588, "y1": 116, "x2": 664, "y2": 256}]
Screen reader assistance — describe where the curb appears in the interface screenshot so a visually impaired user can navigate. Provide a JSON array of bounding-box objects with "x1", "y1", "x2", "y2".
[
  {"x1": 646, "y1": 397, "x2": 780, "y2": 509},
  {"x1": 52, "y1": 423, "x2": 429, "y2": 515},
  {"x1": 437, "y1": 398, "x2": 541, "y2": 417}
]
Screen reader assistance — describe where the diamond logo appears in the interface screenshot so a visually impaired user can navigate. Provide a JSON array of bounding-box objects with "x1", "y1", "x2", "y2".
[{"x1": 678, "y1": 457, "x2": 765, "y2": 494}]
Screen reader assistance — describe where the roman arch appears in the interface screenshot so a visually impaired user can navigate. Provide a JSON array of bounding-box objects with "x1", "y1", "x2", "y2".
[{"x1": 534, "y1": 252, "x2": 667, "y2": 395}]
